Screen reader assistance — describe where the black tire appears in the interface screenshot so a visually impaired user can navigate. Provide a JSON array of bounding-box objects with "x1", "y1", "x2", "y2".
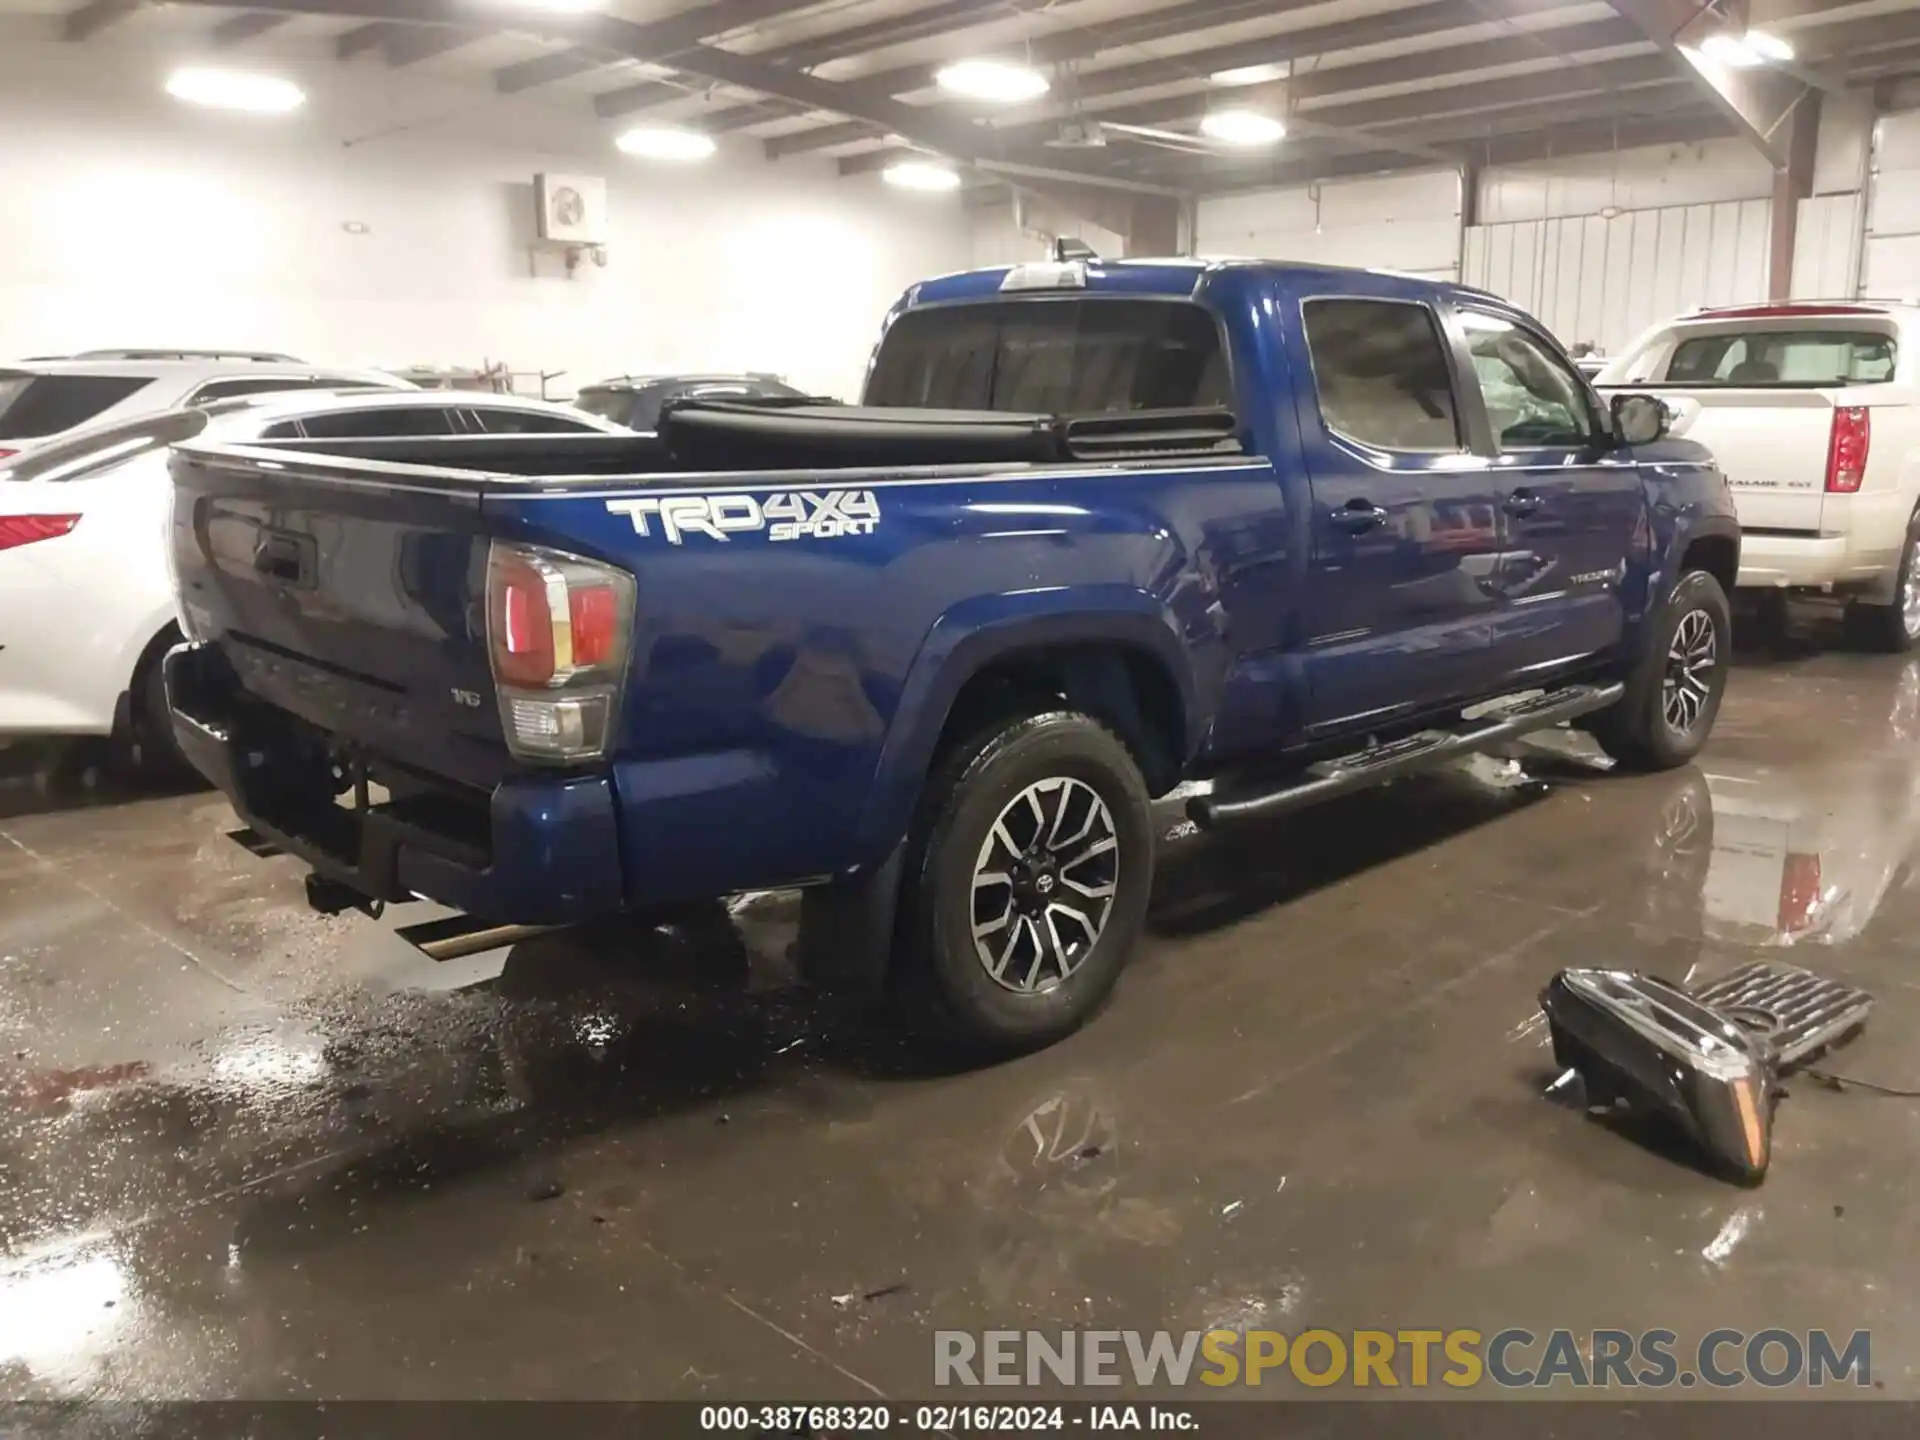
[
  {"x1": 128, "y1": 629, "x2": 193, "y2": 782},
  {"x1": 1844, "y1": 516, "x2": 1920, "y2": 653},
  {"x1": 1590, "y1": 569, "x2": 1731, "y2": 771},
  {"x1": 893, "y1": 710, "x2": 1154, "y2": 1054}
]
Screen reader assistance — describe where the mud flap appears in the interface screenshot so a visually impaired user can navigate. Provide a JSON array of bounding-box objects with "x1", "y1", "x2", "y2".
[{"x1": 796, "y1": 840, "x2": 905, "y2": 996}]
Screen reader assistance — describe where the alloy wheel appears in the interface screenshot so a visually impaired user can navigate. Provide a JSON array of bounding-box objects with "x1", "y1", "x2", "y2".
[
  {"x1": 1663, "y1": 608, "x2": 1718, "y2": 735},
  {"x1": 970, "y1": 777, "x2": 1119, "y2": 993}
]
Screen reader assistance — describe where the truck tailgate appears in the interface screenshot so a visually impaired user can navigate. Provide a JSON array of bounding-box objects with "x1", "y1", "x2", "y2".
[
  {"x1": 170, "y1": 444, "x2": 509, "y2": 786},
  {"x1": 1651, "y1": 389, "x2": 1833, "y2": 532}
]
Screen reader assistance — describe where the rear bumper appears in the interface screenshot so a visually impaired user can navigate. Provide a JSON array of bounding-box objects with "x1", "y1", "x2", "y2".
[
  {"x1": 166, "y1": 643, "x2": 626, "y2": 925},
  {"x1": 1736, "y1": 531, "x2": 1899, "y2": 591}
]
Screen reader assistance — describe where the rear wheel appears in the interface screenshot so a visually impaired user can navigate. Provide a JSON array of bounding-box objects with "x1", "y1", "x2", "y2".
[
  {"x1": 1590, "y1": 569, "x2": 1731, "y2": 771},
  {"x1": 1844, "y1": 517, "x2": 1920, "y2": 653},
  {"x1": 127, "y1": 628, "x2": 194, "y2": 782},
  {"x1": 893, "y1": 711, "x2": 1153, "y2": 1054}
]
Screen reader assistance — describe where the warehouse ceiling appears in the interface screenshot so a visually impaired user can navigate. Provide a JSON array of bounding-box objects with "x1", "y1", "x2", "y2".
[{"x1": 15, "y1": 0, "x2": 1920, "y2": 195}]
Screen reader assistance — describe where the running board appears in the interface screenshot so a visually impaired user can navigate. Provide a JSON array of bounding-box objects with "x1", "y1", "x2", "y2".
[{"x1": 1190, "y1": 681, "x2": 1624, "y2": 829}]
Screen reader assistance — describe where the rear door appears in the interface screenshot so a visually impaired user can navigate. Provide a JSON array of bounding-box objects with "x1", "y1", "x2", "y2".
[
  {"x1": 1288, "y1": 291, "x2": 1505, "y2": 731},
  {"x1": 1451, "y1": 305, "x2": 1642, "y2": 671}
]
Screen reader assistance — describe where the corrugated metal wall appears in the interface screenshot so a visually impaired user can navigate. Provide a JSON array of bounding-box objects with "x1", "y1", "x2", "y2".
[
  {"x1": 1461, "y1": 198, "x2": 1772, "y2": 354},
  {"x1": 1791, "y1": 193, "x2": 1864, "y2": 299},
  {"x1": 1863, "y1": 110, "x2": 1920, "y2": 295},
  {"x1": 1196, "y1": 169, "x2": 1462, "y2": 279}
]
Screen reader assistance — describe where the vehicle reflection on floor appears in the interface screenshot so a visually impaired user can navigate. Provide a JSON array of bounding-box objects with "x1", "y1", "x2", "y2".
[{"x1": 1646, "y1": 658, "x2": 1920, "y2": 951}]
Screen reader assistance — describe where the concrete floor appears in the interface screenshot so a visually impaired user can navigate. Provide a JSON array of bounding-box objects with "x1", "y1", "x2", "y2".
[{"x1": 4, "y1": 633, "x2": 1920, "y2": 1402}]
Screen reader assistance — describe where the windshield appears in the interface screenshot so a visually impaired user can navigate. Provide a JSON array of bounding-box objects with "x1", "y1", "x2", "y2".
[
  {"x1": 0, "y1": 407, "x2": 208, "y2": 482},
  {"x1": 0, "y1": 373, "x2": 156, "y2": 440},
  {"x1": 1662, "y1": 329, "x2": 1897, "y2": 387},
  {"x1": 864, "y1": 298, "x2": 1231, "y2": 413}
]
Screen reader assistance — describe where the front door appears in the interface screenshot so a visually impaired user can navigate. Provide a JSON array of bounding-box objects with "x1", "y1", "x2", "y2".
[
  {"x1": 1451, "y1": 306, "x2": 1644, "y2": 679},
  {"x1": 1290, "y1": 294, "x2": 1506, "y2": 732}
]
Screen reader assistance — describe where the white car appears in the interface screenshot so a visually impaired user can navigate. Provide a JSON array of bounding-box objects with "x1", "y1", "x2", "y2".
[
  {"x1": 0, "y1": 350, "x2": 411, "y2": 459},
  {"x1": 0, "y1": 389, "x2": 626, "y2": 770},
  {"x1": 1597, "y1": 300, "x2": 1920, "y2": 648}
]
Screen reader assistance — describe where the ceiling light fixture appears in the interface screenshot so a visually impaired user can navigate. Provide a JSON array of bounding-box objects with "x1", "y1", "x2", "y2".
[
  {"x1": 1744, "y1": 29, "x2": 1795, "y2": 61},
  {"x1": 1211, "y1": 62, "x2": 1288, "y2": 87},
  {"x1": 164, "y1": 67, "x2": 305, "y2": 114},
  {"x1": 936, "y1": 58, "x2": 1050, "y2": 103},
  {"x1": 882, "y1": 159, "x2": 963, "y2": 192},
  {"x1": 1199, "y1": 109, "x2": 1287, "y2": 147},
  {"x1": 616, "y1": 125, "x2": 716, "y2": 161},
  {"x1": 490, "y1": 0, "x2": 601, "y2": 11}
]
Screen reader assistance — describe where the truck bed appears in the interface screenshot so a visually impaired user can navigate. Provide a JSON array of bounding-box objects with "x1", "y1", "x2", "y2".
[{"x1": 204, "y1": 401, "x2": 1242, "y2": 486}]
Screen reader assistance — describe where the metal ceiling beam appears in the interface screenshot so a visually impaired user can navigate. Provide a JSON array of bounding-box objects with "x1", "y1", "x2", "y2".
[
  {"x1": 211, "y1": 11, "x2": 291, "y2": 45},
  {"x1": 1599, "y1": 0, "x2": 1811, "y2": 164},
  {"x1": 586, "y1": 0, "x2": 938, "y2": 118},
  {"x1": 335, "y1": 21, "x2": 392, "y2": 59},
  {"x1": 1142, "y1": 107, "x2": 1733, "y2": 195},
  {"x1": 494, "y1": 48, "x2": 609, "y2": 94},
  {"x1": 838, "y1": 60, "x2": 1700, "y2": 181},
  {"x1": 61, "y1": 0, "x2": 142, "y2": 41},
  {"x1": 767, "y1": 0, "x2": 1614, "y2": 160},
  {"x1": 169, "y1": 0, "x2": 1166, "y2": 194},
  {"x1": 385, "y1": 24, "x2": 481, "y2": 66},
  {"x1": 633, "y1": 0, "x2": 1351, "y2": 128},
  {"x1": 958, "y1": 16, "x2": 1655, "y2": 162}
]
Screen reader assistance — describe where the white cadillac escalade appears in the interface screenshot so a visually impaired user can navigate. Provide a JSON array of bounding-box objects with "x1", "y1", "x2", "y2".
[{"x1": 1598, "y1": 301, "x2": 1920, "y2": 649}]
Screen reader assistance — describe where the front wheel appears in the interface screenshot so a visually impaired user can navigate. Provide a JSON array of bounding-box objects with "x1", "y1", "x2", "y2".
[
  {"x1": 1590, "y1": 569, "x2": 1731, "y2": 771},
  {"x1": 893, "y1": 711, "x2": 1154, "y2": 1054}
]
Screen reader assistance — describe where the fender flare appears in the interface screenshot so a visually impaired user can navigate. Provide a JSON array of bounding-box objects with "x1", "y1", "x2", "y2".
[{"x1": 854, "y1": 584, "x2": 1200, "y2": 859}]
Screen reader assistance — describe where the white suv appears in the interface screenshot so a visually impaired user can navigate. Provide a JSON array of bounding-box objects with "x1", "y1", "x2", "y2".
[
  {"x1": 0, "y1": 350, "x2": 410, "y2": 458},
  {"x1": 1598, "y1": 302, "x2": 1920, "y2": 648},
  {"x1": 0, "y1": 388, "x2": 625, "y2": 770}
]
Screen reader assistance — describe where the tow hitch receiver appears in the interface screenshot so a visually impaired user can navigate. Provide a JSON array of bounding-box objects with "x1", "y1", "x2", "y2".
[{"x1": 305, "y1": 872, "x2": 385, "y2": 920}]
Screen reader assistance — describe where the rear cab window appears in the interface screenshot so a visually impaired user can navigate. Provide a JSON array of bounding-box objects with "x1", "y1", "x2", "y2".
[
  {"x1": 0, "y1": 373, "x2": 155, "y2": 440},
  {"x1": 1661, "y1": 328, "x2": 1897, "y2": 387},
  {"x1": 1299, "y1": 298, "x2": 1461, "y2": 452},
  {"x1": 864, "y1": 298, "x2": 1232, "y2": 413}
]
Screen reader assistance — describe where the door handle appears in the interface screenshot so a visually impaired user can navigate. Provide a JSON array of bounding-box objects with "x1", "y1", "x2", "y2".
[
  {"x1": 1503, "y1": 490, "x2": 1545, "y2": 517},
  {"x1": 1330, "y1": 500, "x2": 1390, "y2": 533}
]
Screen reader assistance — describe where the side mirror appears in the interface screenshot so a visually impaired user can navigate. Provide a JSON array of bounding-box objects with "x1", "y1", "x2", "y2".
[{"x1": 1611, "y1": 392, "x2": 1669, "y2": 447}]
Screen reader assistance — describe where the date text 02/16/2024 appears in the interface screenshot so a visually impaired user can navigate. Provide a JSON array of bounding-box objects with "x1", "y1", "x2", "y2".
[{"x1": 697, "y1": 1404, "x2": 1193, "y2": 1432}]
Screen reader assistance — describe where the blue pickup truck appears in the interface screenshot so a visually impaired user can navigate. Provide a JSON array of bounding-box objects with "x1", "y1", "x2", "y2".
[{"x1": 164, "y1": 256, "x2": 1738, "y2": 1050}]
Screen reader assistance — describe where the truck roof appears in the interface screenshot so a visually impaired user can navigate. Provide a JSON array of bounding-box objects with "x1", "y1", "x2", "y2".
[{"x1": 908, "y1": 255, "x2": 1503, "y2": 309}]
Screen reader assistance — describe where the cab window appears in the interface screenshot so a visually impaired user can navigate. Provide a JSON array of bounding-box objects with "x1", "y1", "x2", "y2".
[
  {"x1": 1300, "y1": 298, "x2": 1460, "y2": 452},
  {"x1": 1458, "y1": 310, "x2": 1598, "y2": 449}
]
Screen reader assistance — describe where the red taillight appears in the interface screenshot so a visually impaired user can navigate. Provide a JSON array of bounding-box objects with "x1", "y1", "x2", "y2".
[
  {"x1": 1779, "y1": 852, "x2": 1823, "y2": 935},
  {"x1": 489, "y1": 550, "x2": 558, "y2": 687},
  {"x1": 1825, "y1": 407, "x2": 1871, "y2": 493},
  {"x1": 0, "y1": 514, "x2": 80, "y2": 551},
  {"x1": 0, "y1": 447, "x2": 18, "y2": 461},
  {"x1": 484, "y1": 541, "x2": 635, "y2": 763},
  {"x1": 569, "y1": 584, "x2": 619, "y2": 667}
]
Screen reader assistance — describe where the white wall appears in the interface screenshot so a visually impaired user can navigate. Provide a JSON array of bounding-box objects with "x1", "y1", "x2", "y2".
[
  {"x1": 1476, "y1": 137, "x2": 1773, "y2": 226},
  {"x1": 1195, "y1": 169, "x2": 1463, "y2": 279},
  {"x1": 0, "y1": 33, "x2": 972, "y2": 399},
  {"x1": 1864, "y1": 110, "x2": 1920, "y2": 297},
  {"x1": 1463, "y1": 200, "x2": 1772, "y2": 355},
  {"x1": 1466, "y1": 139, "x2": 1776, "y2": 353},
  {"x1": 968, "y1": 197, "x2": 1124, "y2": 269}
]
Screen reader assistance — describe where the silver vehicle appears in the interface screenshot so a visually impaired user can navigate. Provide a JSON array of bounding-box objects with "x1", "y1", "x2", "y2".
[{"x1": 0, "y1": 350, "x2": 412, "y2": 457}]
